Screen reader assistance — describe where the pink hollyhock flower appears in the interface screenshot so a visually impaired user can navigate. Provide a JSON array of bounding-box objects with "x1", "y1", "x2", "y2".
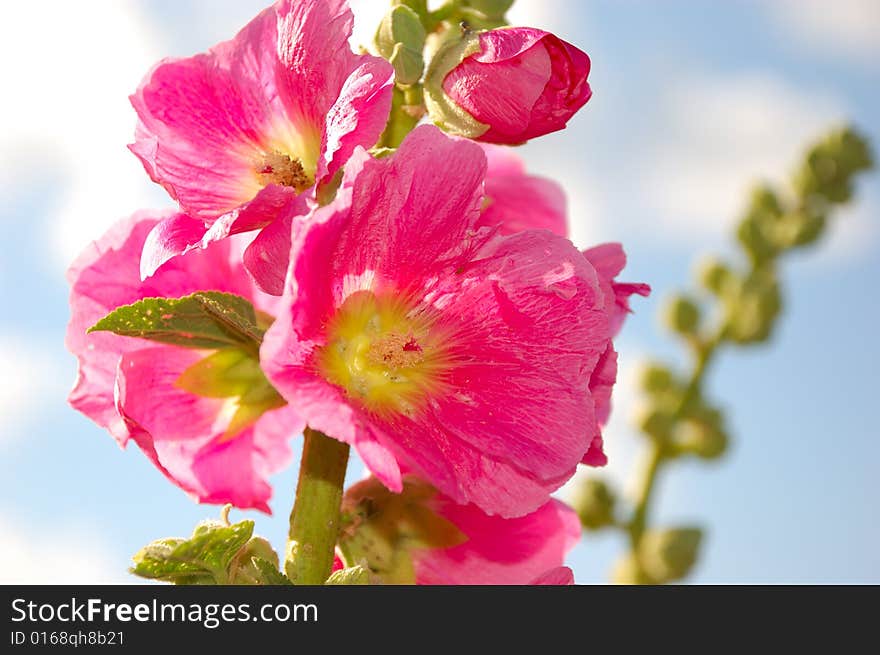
[
  {"x1": 581, "y1": 243, "x2": 651, "y2": 466},
  {"x1": 66, "y1": 211, "x2": 302, "y2": 512},
  {"x1": 261, "y1": 125, "x2": 615, "y2": 518},
  {"x1": 440, "y1": 27, "x2": 592, "y2": 144},
  {"x1": 475, "y1": 144, "x2": 567, "y2": 236},
  {"x1": 130, "y1": 0, "x2": 393, "y2": 293},
  {"x1": 468, "y1": 147, "x2": 649, "y2": 468},
  {"x1": 338, "y1": 476, "x2": 580, "y2": 585}
]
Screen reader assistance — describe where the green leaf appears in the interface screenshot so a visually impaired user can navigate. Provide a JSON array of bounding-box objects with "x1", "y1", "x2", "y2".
[
  {"x1": 251, "y1": 558, "x2": 294, "y2": 586},
  {"x1": 325, "y1": 565, "x2": 371, "y2": 585},
  {"x1": 130, "y1": 520, "x2": 255, "y2": 585},
  {"x1": 89, "y1": 292, "x2": 263, "y2": 350}
]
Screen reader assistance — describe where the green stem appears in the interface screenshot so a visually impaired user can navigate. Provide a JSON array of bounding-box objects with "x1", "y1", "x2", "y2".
[
  {"x1": 285, "y1": 427, "x2": 350, "y2": 585},
  {"x1": 626, "y1": 328, "x2": 725, "y2": 551},
  {"x1": 628, "y1": 442, "x2": 663, "y2": 547}
]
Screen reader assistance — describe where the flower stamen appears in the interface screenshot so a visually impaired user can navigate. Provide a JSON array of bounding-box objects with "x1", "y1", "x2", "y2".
[{"x1": 256, "y1": 151, "x2": 312, "y2": 192}]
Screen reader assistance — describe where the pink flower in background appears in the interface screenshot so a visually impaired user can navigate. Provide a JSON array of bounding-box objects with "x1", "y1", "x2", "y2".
[
  {"x1": 262, "y1": 125, "x2": 614, "y2": 518},
  {"x1": 339, "y1": 476, "x2": 580, "y2": 585},
  {"x1": 530, "y1": 567, "x2": 575, "y2": 585},
  {"x1": 581, "y1": 243, "x2": 651, "y2": 466},
  {"x1": 443, "y1": 27, "x2": 592, "y2": 144},
  {"x1": 476, "y1": 144, "x2": 568, "y2": 236},
  {"x1": 66, "y1": 211, "x2": 302, "y2": 511},
  {"x1": 130, "y1": 0, "x2": 393, "y2": 292}
]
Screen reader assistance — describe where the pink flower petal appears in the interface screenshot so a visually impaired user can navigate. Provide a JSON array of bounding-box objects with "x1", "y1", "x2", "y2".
[
  {"x1": 530, "y1": 566, "x2": 575, "y2": 585},
  {"x1": 583, "y1": 242, "x2": 652, "y2": 335},
  {"x1": 67, "y1": 211, "x2": 293, "y2": 510},
  {"x1": 262, "y1": 126, "x2": 614, "y2": 517},
  {"x1": 130, "y1": 0, "x2": 392, "y2": 232},
  {"x1": 116, "y1": 347, "x2": 298, "y2": 512},
  {"x1": 415, "y1": 497, "x2": 581, "y2": 585},
  {"x1": 477, "y1": 144, "x2": 568, "y2": 236}
]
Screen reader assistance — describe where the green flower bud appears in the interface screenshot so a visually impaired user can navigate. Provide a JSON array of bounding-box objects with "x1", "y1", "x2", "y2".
[
  {"x1": 389, "y1": 42, "x2": 425, "y2": 85},
  {"x1": 663, "y1": 295, "x2": 701, "y2": 336},
  {"x1": 725, "y1": 269, "x2": 781, "y2": 344},
  {"x1": 787, "y1": 213, "x2": 826, "y2": 247},
  {"x1": 636, "y1": 406, "x2": 675, "y2": 440},
  {"x1": 673, "y1": 419, "x2": 728, "y2": 460},
  {"x1": 326, "y1": 565, "x2": 371, "y2": 585},
  {"x1": 639, "y1": 362, "x2": 675, "y2": 394},
  {"x1": 696, "y1": 257, "x2": 734, "y2": 295},
  {"x1": 793, "y1": 126, "x2": 873, "y2": 205},
  {"x1": 394, "y1": 0, "x2": 429, "y2": 21},
  {"x1": 375, "y1": 5, "x2": 427, "y2": 62},
  {"x1": 464, "y1": 0, "x2": 515, "y2": 20},
  {"x1": 612, "y1": 554, "x2": 655, "y2": 585},
  {"x1": 228, "y1": 536, "x2": 281, "y2": 585},
  {"x1": 638, "y1": 527, "x2": 702, "y2": 583},
  {"x1": 572, "y1": 478, "x2": 616, "y2": 530}
]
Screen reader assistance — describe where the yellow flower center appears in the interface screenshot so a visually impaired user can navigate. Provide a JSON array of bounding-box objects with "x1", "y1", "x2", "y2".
[
  {"x1": 255, "y1": 151, "x2": 313, "y2": 192},
  {"x1": 317, "y1": 291, "x2": 450, "y2": 418}
]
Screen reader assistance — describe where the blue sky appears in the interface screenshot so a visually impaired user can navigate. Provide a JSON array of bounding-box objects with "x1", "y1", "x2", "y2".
[{"x1": 0, "y1": 0, "x2": 877, "y2": 583}]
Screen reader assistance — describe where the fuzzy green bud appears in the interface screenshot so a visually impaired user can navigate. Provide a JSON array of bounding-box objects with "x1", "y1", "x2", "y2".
[
  {"x1": 572, "y1": 478, "x2": 616, "y2": 530},
  {"x1": 673, "y1": 419, "x2": 728, "y2": 460},
  {"x1": 612, "y1": 554, "x2": 655, "y2": 585},
  {"x1": 725, "y1": 269, "x2": 781, "y2": 344},
  {"x1": 639, "y1": 362, "x2": 675, "y2": 394},
  {"x1": 663, "y1": 295, "x2": 701, "y2": 336},
  {"x1": 376, "y1": 5, "x2": 426, "y2": 84},
  {"x1": 636, "y1": 406, "x2": 675, "y2": 440},
  {"x1": 376, "y1": 5, "x2": 426, "y2": 58},
  {"x1": 464, "y1": 0, "x2": 515, "y2": 20},
  {"x1": 697, "y1": 257, "x2": 734, "y2": 295},
  {"x1": 638, "y1": 527, "x2": 703, "y2": 583}
]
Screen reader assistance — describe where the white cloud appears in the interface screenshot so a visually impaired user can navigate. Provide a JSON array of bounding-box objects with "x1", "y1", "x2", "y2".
[
  {"x1": 0, "y1": 337, "x2": 64, "y2": 445},
  {"x1": 769, "y1": 0, "x2": 880, "y2": 64},
  {"x1": 0, "y1": 512, "x2": 129, "y2": 584},
  {"x1": 0, "y1": 1, "x2": 163, "y2": 270},
  {"x1": 642, "y1": 73, "x2": 846, "y2": 242}
]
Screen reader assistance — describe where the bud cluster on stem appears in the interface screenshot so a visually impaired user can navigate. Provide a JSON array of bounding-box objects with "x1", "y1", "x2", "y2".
[{"x1": 571, "y1": 127, "x2": 874, "y2": 584}]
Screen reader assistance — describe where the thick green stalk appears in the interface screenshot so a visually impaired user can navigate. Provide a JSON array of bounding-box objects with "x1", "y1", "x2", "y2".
[{"x1": 285, "y1": 428, "x2": 350, "y2": 585}]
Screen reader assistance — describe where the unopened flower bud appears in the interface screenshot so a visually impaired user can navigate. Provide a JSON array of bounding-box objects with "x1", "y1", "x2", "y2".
[
  {"x1": 572, "y1": 478, "x2": 616, "y2": 530},
  {"x1": 375, "y1": 5, "x2": 426, "y2": 61},
  {"x1": 697, "y1": 257, "x2": 734, "y2": 295},
  {"x1": 424, "y1": 27, "x2": 592, "y2": 144},
  {"x1": 726, "y1": 270, "x2": 781, "y2": 344},
  {"x1": 673, "y1": 419, "x2": 728, "y2": 460},
  {"x1": 639, "y1": 362, "x2": 675, "y2": 394},
  {"x1": 638, "y1": 527, "x2": 702, "y2": 583},
  {"x1": 663, "y1": 295, "x2": 701, "y2": 335},
  {"x1": 325, "y1": 565, "x2": 371, "y2": 585},
  {"x1": 389, "y1": 42, "x2": 425, "y2": 85},
  {"x1": 636, "y1": 406, "x2": 674, "y2": 440},
  {"x1": 612, "y1": 554, "x2": 654, "y2": 585},
  {"x1": 465, "y1": 0, "x2": 515, "y2": 20},
  {"x1": 228, "y1": 536, "x2": 280, "y2": 585}
]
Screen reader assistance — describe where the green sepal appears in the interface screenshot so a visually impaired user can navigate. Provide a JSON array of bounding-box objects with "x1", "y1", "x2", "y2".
[
  {"x1": 423, "y1": 29, "x2": 489, "y2": 139},
  {"x1": 325, "y1": 565, "x2": 371, "y2": 585}
]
